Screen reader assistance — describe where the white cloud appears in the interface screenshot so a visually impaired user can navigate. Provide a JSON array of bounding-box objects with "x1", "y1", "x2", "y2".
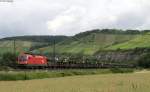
[
  {"x1": 0, "y1": 0, "x2": 150, "y2": 38},
  {"x1": 47, "y1": 6, "x2": 86, "y2": 35},
  {"x1": 47, "y1": 15, "x2": 76, "y2": 31}
]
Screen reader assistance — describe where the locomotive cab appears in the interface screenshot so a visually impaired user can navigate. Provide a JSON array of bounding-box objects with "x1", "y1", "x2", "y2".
[{"x1": 18, "y1": 54, "x2": 28, "y2": 64}]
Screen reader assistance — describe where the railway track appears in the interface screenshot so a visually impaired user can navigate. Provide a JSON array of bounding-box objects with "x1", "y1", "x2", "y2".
[{"x1": 15, "y1": 63, "x2": 134, "y2": 70}]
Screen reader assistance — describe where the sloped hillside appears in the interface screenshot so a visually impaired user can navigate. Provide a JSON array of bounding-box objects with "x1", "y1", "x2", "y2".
[
  {"x1": 106, "y1": 33, "x2": 150, "y2": 50},
  {"x1": 1, "y1": 29, "x2": 149, "y2": 55},
  {"x1": 0, "y1": 40, "x2": 48, "y2": 55},
  {"x1": 0, "y1": 35, "x2": 69, "y2": 43},
  {"x1": 0, "y1": 35, "x2": 69, "y2": 55},
  {"x1": 37, "y1": 30, "x2": 139, "y2": 55}
]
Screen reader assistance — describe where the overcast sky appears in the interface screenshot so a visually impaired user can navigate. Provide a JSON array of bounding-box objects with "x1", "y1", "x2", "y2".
[{"x1": 0, "y1": 0, "x2": 150, "y2": 38}]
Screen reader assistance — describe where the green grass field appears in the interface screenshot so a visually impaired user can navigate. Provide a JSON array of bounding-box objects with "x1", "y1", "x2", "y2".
[
  {"x1": 0, "y1": 71, "x2": 150, "y2": 92},
  {"x1": 0, "y1": 69, "x2": 133, "y2": 81}
]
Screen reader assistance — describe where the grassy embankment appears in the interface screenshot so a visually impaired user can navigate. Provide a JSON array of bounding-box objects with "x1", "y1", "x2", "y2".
[{"x1": 0, "y1": 68, "x2": 133, "y2": 81}]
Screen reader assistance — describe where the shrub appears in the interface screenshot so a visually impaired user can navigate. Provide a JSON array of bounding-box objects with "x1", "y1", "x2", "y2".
[
  {"x1": 1, "y1": 52, "x2": 17, "y2": 67},
  {"x1": 110, "y1": 68, "x2": 134, "y2": 73},
  {"x1": 138, "y1": 53, "x2": 150, "y2": 68}
]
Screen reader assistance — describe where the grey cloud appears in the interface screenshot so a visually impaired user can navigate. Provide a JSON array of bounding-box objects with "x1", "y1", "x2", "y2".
[
  {"x1": 115, "y1": 12, "x2": 148, "y2": 29},
  {"x1": 0, "y1": 0, "x2": 150, "y2": 38}
]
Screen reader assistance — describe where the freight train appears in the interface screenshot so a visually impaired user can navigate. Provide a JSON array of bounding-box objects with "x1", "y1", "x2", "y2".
[{"x1": 17, "y1": 53, "x2": 134, "y2": 69}]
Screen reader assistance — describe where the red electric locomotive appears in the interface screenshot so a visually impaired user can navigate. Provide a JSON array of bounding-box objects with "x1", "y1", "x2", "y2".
[{"x1": 18, "y1": 53, "x2": 48, "y2": 66}]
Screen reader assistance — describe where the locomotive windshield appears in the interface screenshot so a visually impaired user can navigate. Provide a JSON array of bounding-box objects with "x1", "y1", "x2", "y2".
[{"x1": 18, "y1": 55, "x2": 28, "y2": 61}]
